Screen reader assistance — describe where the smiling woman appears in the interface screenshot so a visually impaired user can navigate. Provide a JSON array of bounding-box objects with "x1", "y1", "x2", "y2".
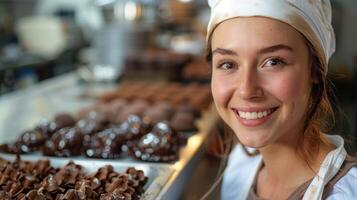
[
  {"x1": 204, "y1": 0, "x2": 357, "y2": 200},
  {"x1": 211, "y1": 17, "x2": 312, "y2": 149}
]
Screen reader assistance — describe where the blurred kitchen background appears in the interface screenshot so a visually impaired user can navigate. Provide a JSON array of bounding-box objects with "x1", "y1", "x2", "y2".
[
  {"x1": 0, "y1": 0, "x2": 210, "y2": 85},
  {"x1": 0, "y1": 1, "x2": 355, "y2": 142},
  {"x1": 1, "y1": 0, "x2": 355, "y2": 149},
  {"x1": 0, "y1": 0, "x2": 356, "y2": 146}
]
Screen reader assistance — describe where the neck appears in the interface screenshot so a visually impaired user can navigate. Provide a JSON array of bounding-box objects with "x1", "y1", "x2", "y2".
[{"x1": 258, "y1": 132, "x2": 332, "y2": 188}]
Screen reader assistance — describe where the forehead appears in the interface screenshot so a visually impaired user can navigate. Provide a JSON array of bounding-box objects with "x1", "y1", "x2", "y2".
[{"x1": 211, "y1": 17, "x2": 306, "y2": 51}]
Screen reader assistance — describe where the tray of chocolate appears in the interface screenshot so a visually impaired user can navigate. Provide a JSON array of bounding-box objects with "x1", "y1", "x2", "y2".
[
  {"x1": 0, "y1": 155, "x2": 173, "y2": 199},
  {"x1": 99, "y1": 82, "x2": 211, "y2": 111},
  {"x1": 0, "y1": 82, "x2": 211, "y2": 163}
]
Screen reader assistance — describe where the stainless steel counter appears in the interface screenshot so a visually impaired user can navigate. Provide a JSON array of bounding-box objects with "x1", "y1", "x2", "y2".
[{"x1": 0, "y1": 73, "x2": 115, "y2": 142}]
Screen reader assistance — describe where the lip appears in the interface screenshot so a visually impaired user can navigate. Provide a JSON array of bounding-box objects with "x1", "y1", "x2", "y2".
[{"x1": 231, "y1": 106, "x2": 279, "y2": 127}]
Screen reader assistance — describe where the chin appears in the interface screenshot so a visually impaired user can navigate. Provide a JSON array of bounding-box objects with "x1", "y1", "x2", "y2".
[{"x1": 235, "y1": 131, "x2": 272, "y2": 149}]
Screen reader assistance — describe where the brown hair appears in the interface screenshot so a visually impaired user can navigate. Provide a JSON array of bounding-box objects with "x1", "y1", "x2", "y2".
[{"x1": 297, "y1": 38, "x2": 335, "y2": 165}]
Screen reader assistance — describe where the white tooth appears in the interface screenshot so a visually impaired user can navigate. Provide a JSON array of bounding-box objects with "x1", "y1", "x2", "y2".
[
  {"x1": 238, "y1": 109, "x2": 274, "y2": 120},
  {"x1": 252, "y1": 112, "x2": 258, "y2": 119},
  {"x1": 239, "y1": 111, "x2": 245, "y2": 118},
  {"x1": 263, "y1": 111, "x2": 267, "y2": 117}
]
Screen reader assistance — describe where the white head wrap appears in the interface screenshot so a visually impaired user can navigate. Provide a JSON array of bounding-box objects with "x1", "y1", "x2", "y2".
[{"x1": 207, "y1": 0, "x2": 336, "y2": 71}]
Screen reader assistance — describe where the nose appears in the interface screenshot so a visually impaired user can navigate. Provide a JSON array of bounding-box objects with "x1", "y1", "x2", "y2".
[{"x1": 237, "y1": 68, "x2": 263, "y2": 100}]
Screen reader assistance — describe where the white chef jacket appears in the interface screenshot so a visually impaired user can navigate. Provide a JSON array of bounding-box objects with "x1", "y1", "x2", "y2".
[{"x1": 221, "y1": 135, "x2": 357, "y2": 200}]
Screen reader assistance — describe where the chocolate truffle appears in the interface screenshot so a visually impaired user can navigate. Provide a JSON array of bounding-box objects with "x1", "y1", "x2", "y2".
[
  {"x1": 142, "y1": 102, "x2": 173, "y2": 123},
  {"x1": 76, "y1": 106, "x2": 97, "y2": 119},
  {"x1": 0, "y1": 142, "x2": 20, "y2": 154},
  {"x1": 16, "y1": 129, "x2": 49, "y2": 153},
  {"x1": 121, "y1": 115, "x2": 153, "y2": 140},
  {"x1": 50, "y1": 113, "x2": 77, "y2": 132},
  {"x1": 132, "y1": 122, "x2": 180, "y2": 162},
  {"x1": 109, "y1": 99, "x2": 128, "y2": 112},
  {"x1": 170, "y1": 111, "x2": 197, "y2": 132},
  {"x1": 175, "y1": 103, "x2": 201, "y2": 118},
  {"x1": 76, "y1": 111, "x2": 110, "y2": 135},
  {"x1": 84, "y1": 127, "x2": 129, "y2": 159},
  {"x1": 114, "y1": 100, "x2": 149, "y2": 123},
  {"x1": 0, "y1": 122, "x2": 52, "y2": 154},
  {"x1": 42, "y1": 127, "x2": 83, "y2": 157}
]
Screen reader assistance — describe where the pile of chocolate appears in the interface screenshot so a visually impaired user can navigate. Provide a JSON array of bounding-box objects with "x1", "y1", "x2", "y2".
[
  {"x1": 1, "y1": 114, "x2": 182, "y2": 162},
  {"x1": 99, "y1": 82, "x2": 211, "y2": 111},
  {"x1": 79, "y1": 100, "x2": 200, "y2": 133},
  {"x1": 0, "y1": 82, "x2": 211, "y2": 162},
  {"x1": 0, "y1": 113, "x2": 78, "y2": 155},
  {"x1": 98, "y1": 82, "x2": 211, "y2": 132},
  {"x1": 182, "y1": 58, "x2": 211, "y2": 82},
  {"x1": 0, "y1": 157, "x2": 147, "y2": 199}
]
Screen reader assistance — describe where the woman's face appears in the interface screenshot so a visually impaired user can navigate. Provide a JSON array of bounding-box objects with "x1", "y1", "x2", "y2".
[{"x1": 211, "y1": 17, "x2": 312, "y2": 148}]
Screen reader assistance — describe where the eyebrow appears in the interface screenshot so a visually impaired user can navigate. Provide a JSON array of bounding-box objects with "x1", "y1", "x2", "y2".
[
  {"x1": 211, "y1": 44, "x2": 294, "y2": 56},
  {"x1": 258, "y1": 44, "x2": 294, "y2": 54},
  {"x1": 211, "y1": 48, "x2": 237, "y2": 56}
]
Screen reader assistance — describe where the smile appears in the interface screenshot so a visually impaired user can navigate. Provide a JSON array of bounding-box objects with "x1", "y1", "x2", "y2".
[
  {"x1": 231, "y1": 107, "x2": 279, "y2": 126},
  {"x1": 237, "y1": 108, "x2": 277, "y2": 120}
]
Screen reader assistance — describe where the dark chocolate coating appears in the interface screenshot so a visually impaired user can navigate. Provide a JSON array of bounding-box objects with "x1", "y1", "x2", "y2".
[
  {"x1": 142, "y1": 101, "x2": 174, "y2": 123},
  {"x1": 51, "y1": 113, "x2": 77, "y2": 132},
  {"x1": 42, "y1": 127, "x2": 83, "y2": 157},
  {"x1": 0, "y1": 127, "x2": 49, "y2": 154},
  {"x1": 170, "y1": 111, "x2": 197, "y2": 132},
  {"x1": 84, "y1": 127, "x2": 128, "y2": 159},
  {"x1": 132, "y1": 121, "x2": 180, "y2": 162}
]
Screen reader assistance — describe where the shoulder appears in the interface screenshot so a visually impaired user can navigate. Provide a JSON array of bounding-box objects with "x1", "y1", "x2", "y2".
[
  {"x1": 326, "y1": 167, "x2": 357, "y2": 200},
  {"x1": 221, "y1": 144, "x2": 262, "y2": 200}
]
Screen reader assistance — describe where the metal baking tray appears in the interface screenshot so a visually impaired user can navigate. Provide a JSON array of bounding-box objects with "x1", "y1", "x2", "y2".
[
  {"x1": 0, "y1": 153, "x2": 174, "y2": 200},
  {"x1": 0, "y1": 151, "x2": 176, "y2": 163}
]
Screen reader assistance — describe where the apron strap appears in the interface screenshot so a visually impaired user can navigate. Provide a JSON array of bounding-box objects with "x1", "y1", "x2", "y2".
[{"x1": 321, "y1": 155, "x2": 357, "y2": 199}]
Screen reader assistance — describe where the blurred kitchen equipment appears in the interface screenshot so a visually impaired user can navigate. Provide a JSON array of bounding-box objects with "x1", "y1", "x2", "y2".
[
  {"x1": 36, "y1": 0, "x2": 103, "y2": 42},
  {"x1": 168, "y1": 0, "x2": 196, "y2": 24},
  {"x1": 93, "y1": 24, "x2": 151, "y2": 81},
  {"x1": 169, "y1": 34, "x2": 205, "y2": 55},
  {"x1": 16, "y1": 17, "x2": 67, "y2": 58},
  {"x1": 90, "y1": 0, "x2": 156, "y2": 81}
]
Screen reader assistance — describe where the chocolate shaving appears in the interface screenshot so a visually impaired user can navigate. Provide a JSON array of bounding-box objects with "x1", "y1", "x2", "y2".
[{"x1": 0, "y1": 158, "x2": 147, "y2": 200}]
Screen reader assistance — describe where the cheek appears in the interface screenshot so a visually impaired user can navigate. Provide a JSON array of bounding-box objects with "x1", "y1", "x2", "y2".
[
  {"x1": 264, "y1": 72, "x2": 310, "y2": 108},
  {"x1": 211, "y1": 74, "x2": 235, "y2": 109}
]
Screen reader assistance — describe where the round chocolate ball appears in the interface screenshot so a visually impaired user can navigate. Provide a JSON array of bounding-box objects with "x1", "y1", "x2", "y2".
[
  {"x1": 131, "y1": 122, "x2": 179, "y2": 162},
  {"x1": 42, "y1": 127, "x2": 83, "y2": 157},
  {"x1": 170, "y1": 111, "x2": 197, "y2": 132},
  {"x1": 84, "y1": 127, "x2": 129, "y2": 159}
]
